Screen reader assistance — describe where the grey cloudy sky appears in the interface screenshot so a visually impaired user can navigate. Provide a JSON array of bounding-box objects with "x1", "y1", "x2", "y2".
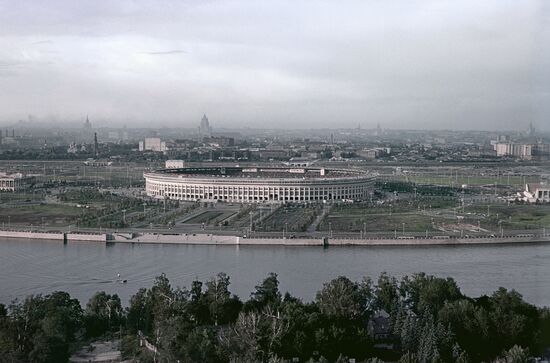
[{"x1": 0, "y1": 0, "x2": 549, "y2": 130}]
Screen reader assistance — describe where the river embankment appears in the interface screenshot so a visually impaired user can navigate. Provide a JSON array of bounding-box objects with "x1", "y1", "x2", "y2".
[{"x1": 1, "y1": 229, "x2": 549, "y2": 246}]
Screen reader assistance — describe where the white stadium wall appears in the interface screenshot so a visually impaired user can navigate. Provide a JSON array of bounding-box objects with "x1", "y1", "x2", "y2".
[{"x1": 144, "y1": 167, "x2": 374, "y2": 203}]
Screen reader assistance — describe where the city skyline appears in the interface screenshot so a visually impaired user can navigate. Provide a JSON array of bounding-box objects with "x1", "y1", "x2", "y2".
[{"x1": 0, "y1": 0, "x2": 549, "y2": 130}]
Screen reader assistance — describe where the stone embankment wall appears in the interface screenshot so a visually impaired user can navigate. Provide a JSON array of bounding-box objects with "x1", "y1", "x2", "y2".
[
  {"x1": 0, "y1": 230, "x2": 107, "y2": 242},
  {"x1": 111, "y1": 233, "x2": 323, "y2": 245},
  {"x1": 114, "y1": 233, "x2": 237, "y2": 244},
  {"x1": 0, "y1": 230, "x2": 64, "y2": 241},
  {"x1": 238, "y1": 237, "x2": 322, "y2": 246},
  {"x1": 1, "y1": 229, "x2": 549, "y2": 246},
  {"x1": 66, "y1": 233, "x2": 107, "y2": 242},
  {"x1": 330, "y1": 236, "x2": 550, "y2": 246},
  {"x1": 113, "y1": 233, "x2": 550, "y2": 246}
]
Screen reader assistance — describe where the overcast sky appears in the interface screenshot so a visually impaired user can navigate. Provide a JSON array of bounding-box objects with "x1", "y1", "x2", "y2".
[{"x1": 0, "y1": 0, "x2": 548, "y2": 130}]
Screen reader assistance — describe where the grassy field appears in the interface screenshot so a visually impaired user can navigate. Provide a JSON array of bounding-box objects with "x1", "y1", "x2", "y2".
[
  {"x1": 391, "y1": 175, "x2": 542, "y2": 187},
  {"x1": 463, "y1": 204, "x2": 550, "y2": 230},
  {"x1": 0, "y1": 204, "x2": 82, "y2": 226},
  {"x1": 330, "y1": 198, "x2": 458, "y2": 216},
  {"x1": 225, "y1": 205, "x2": 257, "y2": 228},
  {"x1": 259, "y1": 204, "x2": 322, "y2": 232},
  {"x1": 183, "y1": 211, "x2": 225, "y2": 224},
  {"x1": 319, "y1": 202, "x2": 550, "y2": 233},
  {"x1": 0, "y1": 191, "x2": 45, "y2": 199},
  {"x1": 318, "y1": 211, "x2": 451, "y2": 233}
]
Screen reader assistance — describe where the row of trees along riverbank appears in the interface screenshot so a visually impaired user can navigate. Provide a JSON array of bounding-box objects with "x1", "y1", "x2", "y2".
[{"x1": 0, "y1": 272, "x2": 549, "y2": 362}]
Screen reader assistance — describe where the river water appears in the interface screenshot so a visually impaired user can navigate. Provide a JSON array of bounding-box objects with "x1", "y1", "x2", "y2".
[{"x1": 1, "y1": 238, "x2": 549, "y2": 306}]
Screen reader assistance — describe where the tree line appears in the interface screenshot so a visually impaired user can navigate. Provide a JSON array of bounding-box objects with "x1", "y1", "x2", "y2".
[{"x1": 0, "y1": 272, "x2": 548, "y2": 362}]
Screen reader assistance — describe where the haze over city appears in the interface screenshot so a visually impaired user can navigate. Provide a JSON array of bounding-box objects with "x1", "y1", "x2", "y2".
[
  {"x1": 0, "y1": 0, "x2": 549, "y2": 130},
  {"x1": 3, "y1": 1, "x2": 550, "y2": 362}
]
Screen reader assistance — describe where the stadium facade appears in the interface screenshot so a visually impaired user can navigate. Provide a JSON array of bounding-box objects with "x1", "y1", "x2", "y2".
[{"x1": 144, "y1": 166, "x2": 374, "y2": 203}]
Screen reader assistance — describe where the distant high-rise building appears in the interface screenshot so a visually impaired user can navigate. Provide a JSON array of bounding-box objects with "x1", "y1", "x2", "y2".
[
  {"x1": 199, "y1": 114, "x2": 212, "y2": 138},
  {"x1": 374, "y1": 123, "x2": 382, "y2": 136},
  {"x1": 139, "y1": 138, "x2": 166, "y2": 152},
  {"x1": 495, "y1": 142, "x2": 534, "y2": 160},
  {"x1": 528, "y1": 122, "x2": 536, "y2": 137},
  {"x1": 84, "y1": 115, "x2": 92, "y2": 130}
]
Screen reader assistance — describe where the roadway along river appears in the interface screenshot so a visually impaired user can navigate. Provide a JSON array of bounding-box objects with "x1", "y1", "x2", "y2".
[{"x1": 1, "y1": 238, "x2": 549, "y2": 307}]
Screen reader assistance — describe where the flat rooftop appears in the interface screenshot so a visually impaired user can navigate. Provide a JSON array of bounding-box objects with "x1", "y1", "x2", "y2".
[{"x1": 153, "y1": 166, "x2": 369, "y2": 180}]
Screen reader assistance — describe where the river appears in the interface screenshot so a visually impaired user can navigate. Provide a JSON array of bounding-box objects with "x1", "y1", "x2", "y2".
[{"x1": 0, "y1": 238, "x2": 549, "y2": 306}]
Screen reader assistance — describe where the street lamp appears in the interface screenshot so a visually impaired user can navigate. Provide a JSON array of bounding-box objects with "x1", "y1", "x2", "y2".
[
  {"x1": 249, "y1": 211, "x2": 253, "y2": 235},
  {"x1": 402, "y1": 222, "x2": 405, "y2": 236}
]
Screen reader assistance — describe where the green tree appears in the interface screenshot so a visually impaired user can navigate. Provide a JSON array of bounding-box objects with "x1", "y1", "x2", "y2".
[
  {"x1": 249, "y1": 273, "x2": 282, "y2": 310},
  {"x1": 400, "y1": 273, "x2": 462, "y2": 314},
  {"x1": 498, "y1": 345, "x2": 529, "y2": 363},
  {"x1": 399, "y1": 351, "x2": 419, "y2": 363},
  {"x1": 204, "y1": 273, "x2": 242, "y2": 326},
  {"x1": 376, "y1": 273, "x2": 400, "y2": 312},
  {"x1": 438, "y1": 299, "x2": 490, "y2": 361},
  {"x1": 400, "y1": 313, "x2": 418, "y2": 353},
  {"x1": 85, "y1": 291, "x2": 123, "y2": 337},
  {"x1": 316, "y1": 276, "x2": 366, "y2": 321},
  {"x1": 7, "y1": 292, "x2": 83, "y2": 363},
  {"x1": 487, "y1": 288, "x2": 538, "y2": 354},
  {"x1": 126, "y1": 288, "x2": 152, "y2": 334}
]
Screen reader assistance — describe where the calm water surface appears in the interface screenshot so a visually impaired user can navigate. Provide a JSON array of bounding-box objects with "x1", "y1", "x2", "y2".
[{"x1": 1, "y1": 238, "x2": 549, "y2": 306}]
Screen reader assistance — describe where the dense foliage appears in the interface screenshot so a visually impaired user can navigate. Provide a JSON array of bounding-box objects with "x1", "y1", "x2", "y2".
[{"x1": 0, "y1": 273, "x2": 548, "y2": 362}]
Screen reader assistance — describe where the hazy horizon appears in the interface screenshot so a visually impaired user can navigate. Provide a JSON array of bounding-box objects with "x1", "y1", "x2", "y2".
[{"x1": 0, "y1": 0, "x2": 549, "y2": 131}]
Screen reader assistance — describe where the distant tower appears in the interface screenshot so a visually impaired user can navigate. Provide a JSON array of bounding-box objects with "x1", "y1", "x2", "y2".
[
  {"x1": 84, "y1": 115, "x2": 92, "y2": 130},
  {"x1": 330, "y1": 133, "x2": 334, "y2": 145},
  {"x1": 375, "y1": 123, "x2": 382, "y2": 136},
  {"x1": 528, "y1": 122, "x2": 535, "y2": 137},
  {"x1": 94, "y1": 132, "x2": 99, "y2": 157},
  {"x1": 199, "y1": 114, "x2": 212, "y2": 138}
]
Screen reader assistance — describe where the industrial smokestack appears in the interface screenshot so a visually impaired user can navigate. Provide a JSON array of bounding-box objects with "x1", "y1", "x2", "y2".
[{"x1": 94, "y1": 132, "x2": 99, "y2": 157}]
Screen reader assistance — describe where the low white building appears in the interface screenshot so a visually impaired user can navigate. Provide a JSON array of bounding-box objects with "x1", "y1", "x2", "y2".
[
  {"x1": 84, "y1": 159, "x2": 113, "y2": 167},
  {"x1": 165, "y1": 160, "x2": 184, "y2": 169},
  {"x1": 519, "y1": 183, "x2": 550, "y2": 203},
  {"x1": 0, "y1": 172, "x2": 29, "y2": 191}
]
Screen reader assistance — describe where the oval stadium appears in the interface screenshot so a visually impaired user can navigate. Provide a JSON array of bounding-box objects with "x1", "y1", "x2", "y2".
[{"x1": 144, "y1": 166, "x2": 374, "y2": 203}]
